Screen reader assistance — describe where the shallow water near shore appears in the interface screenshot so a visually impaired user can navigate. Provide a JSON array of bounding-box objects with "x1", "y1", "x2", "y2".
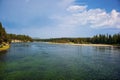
[{"x1": 0, "y1": 42, "x2": 120, "y2": 80}]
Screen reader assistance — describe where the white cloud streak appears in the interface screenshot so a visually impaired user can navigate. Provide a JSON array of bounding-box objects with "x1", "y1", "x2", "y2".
[
  {"x1": 53, "y1": 5, "x2": 120, "y2": 29},
  {"x1": 67, "y1": 5, "x2": 87, "y2": 12}
]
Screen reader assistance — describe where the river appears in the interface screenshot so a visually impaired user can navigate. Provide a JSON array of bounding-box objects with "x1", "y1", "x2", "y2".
[{"x1": 0, "y1": 42, "x2": 120, "y2": 80}]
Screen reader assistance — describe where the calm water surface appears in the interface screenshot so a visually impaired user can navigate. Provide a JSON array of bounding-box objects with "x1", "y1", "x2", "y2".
[{"x1": 0, "y1": 42, "x2": 120, "y2": 80}]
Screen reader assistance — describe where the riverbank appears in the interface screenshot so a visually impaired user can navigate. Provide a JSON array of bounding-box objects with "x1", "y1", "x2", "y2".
[
  {"x1": 48, "y1": 42, "x2": 113, "y2": 47},
  {"x1": 0, "y1": 43, "x2": 10, "y2": 51},
  {"x1": 11, "y1": 39, "x2": 31, "y2": 43},
  {"x1": 71, "y1": 43, "x2": 113, "y2": 46}
]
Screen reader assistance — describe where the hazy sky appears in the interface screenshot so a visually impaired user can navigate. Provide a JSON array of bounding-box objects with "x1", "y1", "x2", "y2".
[{"x1": 0, "y1": 0, "x2": 120, "y2": 38}]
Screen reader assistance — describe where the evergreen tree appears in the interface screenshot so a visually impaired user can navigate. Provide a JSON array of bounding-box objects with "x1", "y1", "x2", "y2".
[{"x1": 0, "y1": 22, "x2": 8, "y2": 44}]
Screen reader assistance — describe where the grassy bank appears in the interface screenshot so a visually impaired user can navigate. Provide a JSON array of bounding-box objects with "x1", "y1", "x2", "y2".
[{"x1": 0, "y1": 43, "x2": 10, "y2": 51}]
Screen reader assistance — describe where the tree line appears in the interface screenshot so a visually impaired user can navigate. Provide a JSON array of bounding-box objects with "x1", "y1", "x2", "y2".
[
  {"x1": 35, "y1": 38, "x2": 90, "y2": 44},
  {"x1": 34, "y1": 33, "x2": 120, "y2": 45},
  {"x1": 91, "y1": 34, "x2": 120, "y2": 44},
  {"x1": 7, "y1": 34, "x2": 33, "y2": 42},
  {"x1": 0, "y1": 22, "x2": 33, "y2": 44}
]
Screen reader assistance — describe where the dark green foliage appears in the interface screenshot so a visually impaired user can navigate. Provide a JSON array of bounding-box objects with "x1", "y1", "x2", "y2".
[
  {"x1": 0, "y1": 22, "x2": 8, "y2": 44},
  {"x1": 92, "y1": 33, "x2": 120, "y2": 45},
  {"x1": 7, "y1": 34, "x2": 33, "y2": 42}
]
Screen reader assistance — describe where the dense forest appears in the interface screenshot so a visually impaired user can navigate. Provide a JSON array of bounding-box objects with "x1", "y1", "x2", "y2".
[
  {"x1": 0, "y1": 22, "x2": 33, "y2": 44},
  {"x1": 34, "y1": 33, "x2": 120, "y2": 45},
  {"x1": 91, "y1": 34, "x2": 120, "y2": 44}
]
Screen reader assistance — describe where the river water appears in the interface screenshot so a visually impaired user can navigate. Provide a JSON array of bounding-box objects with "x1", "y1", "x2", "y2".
[{"x1": 0, "y1": 42, "x2": 120, "y2": 80}]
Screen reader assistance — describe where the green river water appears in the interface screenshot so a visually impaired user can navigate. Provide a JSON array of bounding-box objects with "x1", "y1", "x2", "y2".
[{"x1": 0, "y1": 42, "x2": 120, "y2": 80}]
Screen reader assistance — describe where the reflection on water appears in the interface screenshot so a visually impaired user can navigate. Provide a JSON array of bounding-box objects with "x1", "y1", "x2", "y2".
[
  {"x1": 0, "y1": 42, "x2": 120, "y2": 80},
  {"x1": 0, "y1": 51, "x2": 8, "y2": 62}
]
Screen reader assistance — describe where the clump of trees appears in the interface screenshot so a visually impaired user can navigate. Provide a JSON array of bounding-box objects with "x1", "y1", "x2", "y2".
[
  {"x1": 91, "y1": 34, "x2": 120, "y2": 44},
  {"x1": 7, "y1": 34, "x2": 33, "y2": 42},
  {"x1": 0, "y1": 22, "x2": 33, "y2": 44}
]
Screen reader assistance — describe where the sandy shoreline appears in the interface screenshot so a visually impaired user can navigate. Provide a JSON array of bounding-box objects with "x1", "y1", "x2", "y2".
[
  {"x1": 71, "y1": 44, "x2": 113, "y2": 46},
  {"x1": 48, "y1": 42, "x2": 113, "y2": 47}
]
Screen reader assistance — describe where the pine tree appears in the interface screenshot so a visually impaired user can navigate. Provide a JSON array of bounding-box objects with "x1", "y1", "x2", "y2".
[{"x1": 0, "y1": 22, "x2": 8, "y2": 44}]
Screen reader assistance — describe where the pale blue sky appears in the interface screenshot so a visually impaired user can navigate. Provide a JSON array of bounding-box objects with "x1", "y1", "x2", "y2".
[{"x1": 0, "y1": 0, "x2": 120, "y2": 38}]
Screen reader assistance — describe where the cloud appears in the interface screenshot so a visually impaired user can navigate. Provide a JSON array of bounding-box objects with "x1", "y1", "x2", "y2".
[
  {"x1": 0, "y1": 0, "x2": 120, "y2": 38},
  {"x1": 87, "y1": 9, "x2": 120, "y2": 28},
  {"x1": 52, "y1": 5, "x2": 120, "y2": 29},
  {"x1": 67, "y1": 5, "x2": 87, "y2": 12}
]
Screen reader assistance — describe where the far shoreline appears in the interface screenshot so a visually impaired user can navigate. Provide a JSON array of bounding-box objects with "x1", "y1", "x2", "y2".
[{"x1": 47, "y1": 42, "x2": 114, "y2": 47}]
